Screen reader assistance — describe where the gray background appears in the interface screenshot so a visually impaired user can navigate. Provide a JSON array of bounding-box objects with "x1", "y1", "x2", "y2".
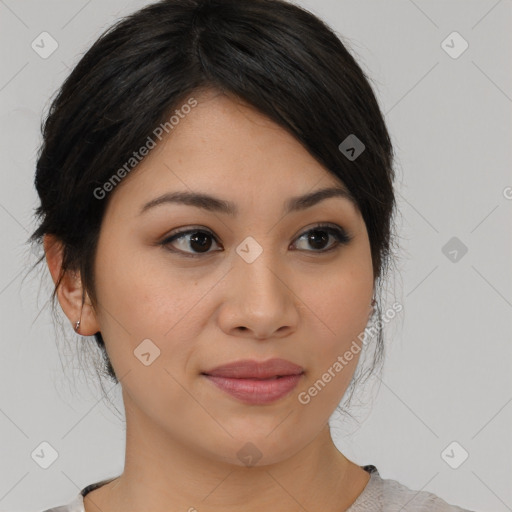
[{"x1": 0, "y1": 0, "x2": 511, "y2": 511}]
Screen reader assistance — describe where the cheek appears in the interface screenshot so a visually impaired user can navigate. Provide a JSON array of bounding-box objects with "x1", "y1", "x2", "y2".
[
  {"x1": 92, "y1": 239, "x2": 215, "y2": 379},
  {"x1": 296, "y1": 259, "x2": 372, "y2": 400},
  {"x1": 94, "y1": 238, "x2": 193, "y2": 335},
  {"x1": 305, "y1": 267, "x2": 373, "y2": 348}
]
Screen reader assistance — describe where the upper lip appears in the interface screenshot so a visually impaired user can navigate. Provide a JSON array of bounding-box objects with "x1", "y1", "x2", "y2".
[{"x1": 202, "y1": 358, "x2": 304, "y2": 379}]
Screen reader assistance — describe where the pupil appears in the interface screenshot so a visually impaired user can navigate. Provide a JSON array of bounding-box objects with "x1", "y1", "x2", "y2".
[
  {"x1": 190, "y1": 232, "x2": 212, "y2": 252},
  {"x1": 309, "y1": 230, "x2": 328, "y2": 249}
]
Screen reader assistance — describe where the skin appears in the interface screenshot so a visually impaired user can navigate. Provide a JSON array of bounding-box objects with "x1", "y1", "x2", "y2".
[{"x1": 44, "y1": 89, "x2": 375, "y2": 512}]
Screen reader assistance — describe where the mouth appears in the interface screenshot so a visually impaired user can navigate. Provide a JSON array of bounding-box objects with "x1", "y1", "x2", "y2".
[
  {"x1": 202, "y1": 358, "x2": 304, "y2": 379},
  {"x1": 202, "y1": 373, "x2": 304, "y2": 405},
  {"x1": 201, "y1": 358, "x2": 304, "y2": 405},
  {"x1": 201, "y1": 373, "x2": 301, "y2": 379}
]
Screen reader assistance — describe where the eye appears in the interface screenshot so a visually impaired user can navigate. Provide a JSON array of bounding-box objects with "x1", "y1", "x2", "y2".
[
  {"x1": 160, "y1": 223, "x2": 352, "y2": 258},
  {"x1": 291, "y1": 223, "x2": 352, "y2": 253},
  {"x1": 160, "y1": 227, "x2": 222, "y2": 258}
]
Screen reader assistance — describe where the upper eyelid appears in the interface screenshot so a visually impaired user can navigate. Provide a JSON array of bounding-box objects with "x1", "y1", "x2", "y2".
[
  {"x1": 163, "y1": 222, "x2": 346, "y2": 239},
  {"x1": 161, "y1": 223, "x2": 349, "y2": 247}
]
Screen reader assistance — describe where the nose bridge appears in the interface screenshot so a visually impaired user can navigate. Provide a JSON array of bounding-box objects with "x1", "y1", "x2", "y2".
[{"x1": 233, "y1": 234, "x2": 284, "y2": 301}]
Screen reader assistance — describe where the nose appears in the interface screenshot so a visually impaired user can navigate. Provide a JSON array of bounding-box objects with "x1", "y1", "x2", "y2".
[{"x1": 217, "y1": 246, "x2": 300, "y2": 340}]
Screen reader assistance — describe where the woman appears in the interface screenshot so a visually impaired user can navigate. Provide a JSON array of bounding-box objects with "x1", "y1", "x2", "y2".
[{"x1": 30, "y1": 0, "x2": 476, "y2": 510}]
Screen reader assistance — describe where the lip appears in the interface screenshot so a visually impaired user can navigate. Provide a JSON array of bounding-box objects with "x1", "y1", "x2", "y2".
[
  {"x1": 202, "y1": 358, "x2": 304, "y2": 379},
  {"x1": 201, "y1": 358, "x2": 304, "y2": 405}
]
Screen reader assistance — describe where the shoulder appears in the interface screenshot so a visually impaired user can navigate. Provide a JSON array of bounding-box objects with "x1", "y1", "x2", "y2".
[
  {"x1": 39, "y1": 492, "x2": 84, "y2": 512},
  {"x1": 349, "y1": 465, "x2": 477, "y2": 512},
  {"x1": 39, "y1": 475, "x2": 117, "y2": 512}
]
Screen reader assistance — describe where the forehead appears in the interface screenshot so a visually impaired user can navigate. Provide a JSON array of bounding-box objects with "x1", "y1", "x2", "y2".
[{"x1": 106, "y1": 90, "x2": 359, "y2": 217}]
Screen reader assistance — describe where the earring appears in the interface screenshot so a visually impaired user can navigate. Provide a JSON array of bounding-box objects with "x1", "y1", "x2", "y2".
[{"x1": 74, "y1": 308, "x2": 83, "y2": 333}]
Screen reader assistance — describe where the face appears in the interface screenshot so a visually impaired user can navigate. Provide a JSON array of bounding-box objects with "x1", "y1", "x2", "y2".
[{"x1": 89, "y1": 89, "x2": 374, "y2": 466}]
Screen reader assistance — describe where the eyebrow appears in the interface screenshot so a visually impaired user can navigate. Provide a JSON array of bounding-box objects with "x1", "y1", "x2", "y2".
[{"x1": 139, "y1": 186, "x2": 356, "y2": 216}]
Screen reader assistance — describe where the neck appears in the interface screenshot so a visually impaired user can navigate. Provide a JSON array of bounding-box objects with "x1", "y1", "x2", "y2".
[{"x1": 84, "y1": 400, "x2": 369, "y2": 512}]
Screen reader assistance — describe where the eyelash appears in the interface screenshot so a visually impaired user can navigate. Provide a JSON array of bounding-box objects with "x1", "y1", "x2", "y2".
[{"x1": 159, "y1": 223, "x2": 352, "y2": 258}]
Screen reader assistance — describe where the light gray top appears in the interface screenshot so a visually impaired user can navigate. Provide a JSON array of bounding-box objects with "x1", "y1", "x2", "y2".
[{"x1": 40, "y1": 465, "x2": 476, "y2": 511}]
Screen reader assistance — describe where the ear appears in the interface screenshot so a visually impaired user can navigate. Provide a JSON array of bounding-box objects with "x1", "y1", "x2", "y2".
[{"x1": 43, "y1": 234, "x2": 101, "y2": 336}]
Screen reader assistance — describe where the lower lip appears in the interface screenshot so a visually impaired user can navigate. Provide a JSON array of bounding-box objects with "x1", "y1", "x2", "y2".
[{"x1": 203, "y1": 373, "x2": 303, "y2": 405}]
